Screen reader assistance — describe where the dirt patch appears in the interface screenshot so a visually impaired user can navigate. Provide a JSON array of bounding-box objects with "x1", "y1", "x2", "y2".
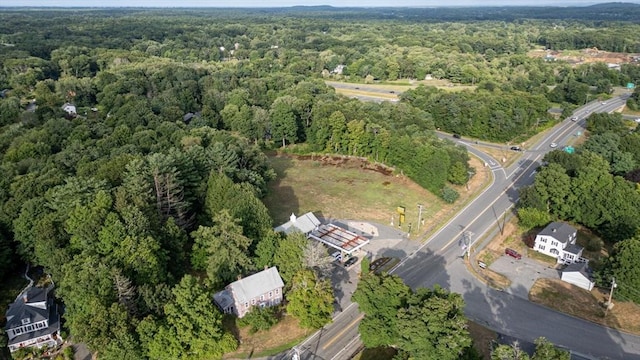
[{"x1": 467, "y1": 321, "x2": 497, "y2": 360}]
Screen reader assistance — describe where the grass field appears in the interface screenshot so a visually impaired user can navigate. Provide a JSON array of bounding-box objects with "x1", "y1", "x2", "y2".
[{"x1": 263, "y1": 154, "x2": 443, "y2": 233}]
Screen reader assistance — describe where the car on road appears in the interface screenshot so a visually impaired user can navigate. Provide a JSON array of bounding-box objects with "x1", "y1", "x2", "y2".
[
  {"x1": 343, "y1": 256, "x2": 358, "y2": 268},
  {"x1": 505, "y1": 248, "x2": 522, "y2": 260},
  {"x1": 453, "y1": 133, "x2": 461, "y2": 139},
  {"x1": 510, "y1": 146, "x2": 522, "y2": 151},
  {"x1": 571, "y1": 116, "x2": 578, "y2": 121},
  {"x1": 601, "y1": 101, "x2": 607, "y2": 105},
  {"x1": 549, "y1": 142, "x2": 558, "y2": 148}
]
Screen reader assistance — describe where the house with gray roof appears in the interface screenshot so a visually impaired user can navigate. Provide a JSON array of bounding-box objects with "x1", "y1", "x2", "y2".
[
  {"x1": 274, "y1": 212, "x2": 321, "y2": 236},
  {"x1": 5, "y1": 284, "x2": 62, "y2": 353},
  {"x1": 561, "y1": 262, "x2": 594, "y2": 291},
  {"x1": 213, "y1": 266, "x2": 284, "y2": 318},
  {"x1": 533, "y1": 222, "x2": 586, "y2": 265}
]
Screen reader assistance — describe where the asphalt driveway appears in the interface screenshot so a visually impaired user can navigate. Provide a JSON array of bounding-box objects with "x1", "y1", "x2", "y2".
[{"x1": 489, "y1": 254, "x2": 560, "y2": 299}]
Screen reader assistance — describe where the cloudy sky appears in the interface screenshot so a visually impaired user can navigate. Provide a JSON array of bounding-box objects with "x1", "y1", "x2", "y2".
[{"x1": 2, "y1": 0, "x2": 639, "y2": 7}]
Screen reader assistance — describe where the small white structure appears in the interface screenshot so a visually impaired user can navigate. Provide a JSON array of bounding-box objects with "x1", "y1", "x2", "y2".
[
  {"x1": 533, "y1": 222, "x2": 586, "y2": 265},
  {"x1": 274, "y1": 212, "x2": 321, "y2": 236},
  {"x1": 213, "y1": 267, "x2": 285, "y2": 318},
  {"x1": 61, "y1": 103, "x2": 76, "y2": 116},
  {"x1": 561, "y1": 262, "x2": 594, "y2": 291}
]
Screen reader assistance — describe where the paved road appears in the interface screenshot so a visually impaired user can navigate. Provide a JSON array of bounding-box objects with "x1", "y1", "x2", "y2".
[{"x1": 294, "y1": 95, "x2": 639, "y2": 360}]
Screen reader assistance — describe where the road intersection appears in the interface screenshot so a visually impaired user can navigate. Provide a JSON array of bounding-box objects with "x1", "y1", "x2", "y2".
[{"x1": 291, "y1": 95, "x2": 639, "y2": 360}]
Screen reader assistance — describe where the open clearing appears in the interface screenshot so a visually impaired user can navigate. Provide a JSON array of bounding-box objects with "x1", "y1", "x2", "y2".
[{"x1": 264, "y1": 153, "x2": 490, "y2": 239}]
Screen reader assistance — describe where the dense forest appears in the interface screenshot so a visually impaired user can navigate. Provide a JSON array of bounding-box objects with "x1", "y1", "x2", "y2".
[{"x1": 1, "y1": 4, "x2": 640, "y2": 359}]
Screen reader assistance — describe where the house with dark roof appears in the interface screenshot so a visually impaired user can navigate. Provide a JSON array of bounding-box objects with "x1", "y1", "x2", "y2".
[
  {"x1": 561, "y1": 262, "x2": 594, "y2": 291},
  {"x1": 213, "y1": 266, "x2": 284, "y2": 318},
  {"x1": 274, "y1": 212, "x2": 321, "y2": 236},
  {"x1": 533, "y1": 222, "x2": 585, "y2": 265},
  {"x1": 4, "y1": 284, "x2": 62, "y2": 353}
]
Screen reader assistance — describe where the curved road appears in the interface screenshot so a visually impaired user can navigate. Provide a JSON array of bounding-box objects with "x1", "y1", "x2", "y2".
[{"x1": 293, "y1": 95, "x2": 638, "y2": 360}]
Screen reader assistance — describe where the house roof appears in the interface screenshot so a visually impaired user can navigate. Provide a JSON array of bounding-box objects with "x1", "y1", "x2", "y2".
[
  {"x1": 274, "y1": 212, "x2": 321, "y2": 235},
  {"x1": 5, "y1": 286, "x2": 51, "y2": 330},
  {"x1": 228, "y1": 267, "x2": 284, "y2": 304},
  {"x1": 562, "y1": 262, "x2": 591, "y2": 279},
  {"x1": 7, "y1": 299, "x2": 60, "y2": 347},
  {"x1": 564, "y1": 243, "x2": 583, "y2": 255},
  {"x1": 213, "y1": 289, "x2": 234, "y2": 310},
  {"x1": 538, "y1": 222, "x2": 576, "y2": 244}
]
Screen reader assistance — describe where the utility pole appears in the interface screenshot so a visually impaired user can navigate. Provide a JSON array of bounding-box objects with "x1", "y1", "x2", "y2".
[
  {"x1": 465, "y1": 231, "x2": 475, "y2": 258},
  {"x1": 605, "y1": 277, "x2": 617, "y2": 316},
  {"x1": 417, "y1": 204, "x2": 424, "y2": 232}
]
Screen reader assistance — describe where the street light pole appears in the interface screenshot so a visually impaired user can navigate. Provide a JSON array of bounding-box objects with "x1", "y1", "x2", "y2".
[{"x1": 417, "y1": 204, "x2": 424, "y2": 232}]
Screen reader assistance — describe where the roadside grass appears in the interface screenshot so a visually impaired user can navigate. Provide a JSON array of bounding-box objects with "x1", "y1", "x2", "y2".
[
  {"x1": 353, "y1": 347, "x2": 398, "y2": 360},
  {"x1": 222, "y1": 315, "x2": 313, "y2": 359}
]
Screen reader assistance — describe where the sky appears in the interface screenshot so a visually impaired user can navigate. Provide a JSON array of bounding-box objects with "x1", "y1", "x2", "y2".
[{"x1": 2, "y1": 0, "x2": 640, "y2": 7}]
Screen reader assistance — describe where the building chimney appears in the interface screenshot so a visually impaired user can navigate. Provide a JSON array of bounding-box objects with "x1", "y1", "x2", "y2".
[
  {"x1": 22, "y1": 294, "x2": 28, "y2": 303},
  {"x1": 290, "y1": 213, "x2": 297, "y2": 223},
  {"x1": 264, "y1": 265, "x2": 269, "y2": 271},
  {"x1": 237, "y1": 274, "x2": 242, "y2": 280},
  {"x1": 552, "y1": 228, "x2": 557, "y2": 232}
]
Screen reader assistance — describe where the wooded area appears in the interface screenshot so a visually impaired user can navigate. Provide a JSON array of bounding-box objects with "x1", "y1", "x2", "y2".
[{"x1": 1, "y1": 3, "x2": 640, "y2": 359}]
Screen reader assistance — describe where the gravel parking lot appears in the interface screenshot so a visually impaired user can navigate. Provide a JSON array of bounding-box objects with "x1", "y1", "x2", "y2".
[{"x1": 489, "y1": 255, "x2": 560, "y2": 299}]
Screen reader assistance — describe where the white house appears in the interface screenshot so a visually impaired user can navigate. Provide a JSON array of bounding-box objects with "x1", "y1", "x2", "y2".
[
  {"x1": 274, "y1": 212, "x2": 321, "y2": 236},
  {"x1": 61, "y1": 103, "x2": 76, "y2": 116},
  {"x1": 213, "y1": 266, "x2": 285, "y2": 318},
  {"x1": 5, "y1": 284, "x2": 62, "y2": 353},
  {"x1": 561, "y1": 262, "x2": 594, "y2": 291},
  {"x1": 533, "y1": 222, "x2": 586, "y2": 265}
]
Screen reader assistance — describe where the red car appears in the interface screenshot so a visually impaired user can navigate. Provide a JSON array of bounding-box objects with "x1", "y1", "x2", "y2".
[{"x1": 505, "y1": 248, "x2": 522, "y2": 260}]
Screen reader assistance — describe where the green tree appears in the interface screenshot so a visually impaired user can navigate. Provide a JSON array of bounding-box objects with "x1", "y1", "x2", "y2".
[
  {"x1": 139, "y1": 275, "x2": 237, "y2": 359},
  {"x1": 395, "y1": 286, "x2": 472, "y2": 360},
  {"x1": 352, "y1": 273, "x2": 411, "y2": 348},
  {"x1": 270, "y1": 97, "x2": 298, "y2": 148},
  {"x1": 598, "y1": 237, "x2": 640, "y2": 303},
  {"x1": 272, "y1": 232, "x2": 308, "y2": 285},
  {"x1": 286, "y1": 269, "x2": 334, "y2": 329},
  {"x1": 517, "y1": 207, "x2": 551, "y2": 230},
  {"x1": 191, "y1": 210, "x2": 253, "y2": 287},
  {"x1": 531, "y1": 337, "x2": 570, "y2": 360}
]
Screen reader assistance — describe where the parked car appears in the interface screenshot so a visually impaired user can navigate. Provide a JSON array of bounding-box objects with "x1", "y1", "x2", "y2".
[
  {"x1": 344, "y1": 256, "x2": 358, "y2": 267},
  {"x1": 510, "y1": 146, "x2": 522, "y2": 151},
  {"x1": 505, "y1": 248, "x2": 522, "y2": 260},
  {"x1": 331, "y1": 251, "x2": 342, "y2": 262},
  {"x1": 453, "y1": 133, "x2": 461, "y2": 139}
]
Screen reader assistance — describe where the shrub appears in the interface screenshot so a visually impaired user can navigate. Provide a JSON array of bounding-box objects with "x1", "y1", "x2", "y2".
[
  {"x1": 441, "y1": 186, "x2": 459, "y2": 203},
  {"x1": 237, "y1": 306, "x2": 279, "y2": 334}
]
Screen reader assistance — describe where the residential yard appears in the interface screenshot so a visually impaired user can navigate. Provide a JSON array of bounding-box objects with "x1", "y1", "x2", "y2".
[
  {"x1": 222, "y1": 315, "x2": 313, "y2": 359},
  {"x1": 480, "y1": 216, "x2": 640, "y2": 336}
]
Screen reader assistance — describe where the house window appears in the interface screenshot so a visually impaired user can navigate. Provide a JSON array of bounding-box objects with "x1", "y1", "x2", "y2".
[
  {"x1": 269, "y1": 291, "x2": 273, "y2": 298},
  {"x1": 21, "y1": 318, "x2": 30, "y2": 325},
  {"x1": 552, "y1": 241, "x2": 558, "y2": 246},
  {"x1": 540, "y1": 238, "x2": 546, "y2": 243},
  {"x1": 26, "y1": 325, "x2": 33, "y2": 332},
  {"x1": 275, "y1": 289, "x2": 279, "y2": 295},
  {"x1": 539, "y1": 245, "x2": 545, "y2": 251},
  {"x1": 251, "y1": 299, "x2": 256, "y2": 305},
  {"x1": 260, "y1": 295, "x2": 265, "y2": 301},
  {"x1": 245, "y1": 302, "x2": 249, "y2": 308}
]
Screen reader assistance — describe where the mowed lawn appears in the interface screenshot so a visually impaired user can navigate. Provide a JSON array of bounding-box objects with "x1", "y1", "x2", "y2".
[{"x1": 263, "y1": 154, "x2": 443, "y2": 231}]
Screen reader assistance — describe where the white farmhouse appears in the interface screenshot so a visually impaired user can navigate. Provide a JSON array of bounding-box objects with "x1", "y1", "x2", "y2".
[{"x1": 533, "y1": 222, "x2": 586, "y2": 265}]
